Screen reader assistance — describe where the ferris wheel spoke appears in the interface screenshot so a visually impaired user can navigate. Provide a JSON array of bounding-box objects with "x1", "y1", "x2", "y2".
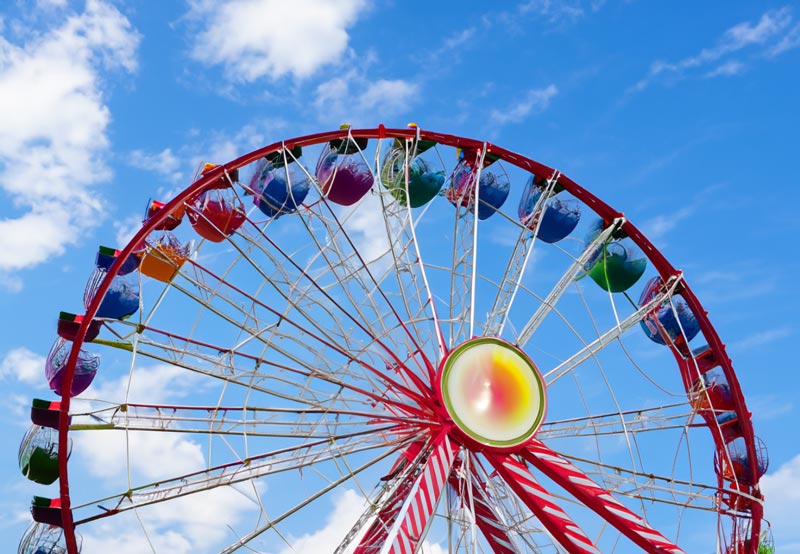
[
  {"x1": 68, "y1": 403, "x2": 427, "y2": 438},
  {"x1": 351, "y1": 430, "x2": 458, "y2": 554},
  {"x1": 487, "y1": 452, "x2": 601, "y2": 554},
  {"x1": 377, "y1": 137, "x2": 448, "y2": 360},
  {"x1": 523, "y1": 439, "x2": 686, "y2": 554},
  {"x1": 232, "y1": 215, "x2": 434, "y2": 397},
  {"x1": 97, "y1": 335, "x2": 429, "y2": 418},
  {"x1": 544, "y1": 274, "x2": 683, "y2": 386},
  {"x1": 72, "y1": 426, "x2": 412, "y2": 526},
  {"x1": 447, "y1": 459, "x2": 519, "y2": 554},
  {"x1": 375, "y1": 197, "x2": 445, "y2": 371},
  {"x1": 243, "y1": 144, "x2": 436, "y2": 378},
  {"x1": 91, "y1": 326, "x2": 426, "y2": 418},
  {"x1": 163, "y1": 258, "x2": 432, "y2": 407},
  {"x1": 515, "y1": 219, "x2": 622, "y2": 347},
  {"x1": 374, "y1": 148, "x2": 447, "y2": 365},
  {"x1": 446, "y1": 147, "x2": 487, "y2": 346},
  {"x1": 483, "y1": 173, "x2": 559, "y2": 338},
  {"x1": 552, "y1": 452, "x2": 722, "y2": 513},
  {"x1": 218, "y1": 433, "x2": 405, "y2": 554},
  {"x1": 537, "y1": 403, "x2": 696, "y2": 440},
  {"x1": 170, "y1": 260, "x2": 356, "y2": 364}
]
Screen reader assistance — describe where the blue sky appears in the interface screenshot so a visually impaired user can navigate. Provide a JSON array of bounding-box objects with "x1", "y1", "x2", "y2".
[{"x1": 0, "y1": 1, "x2": 798, "y2": 552}]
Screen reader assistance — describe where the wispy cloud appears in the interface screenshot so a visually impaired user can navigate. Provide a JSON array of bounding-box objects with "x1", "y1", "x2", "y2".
[
  {"x1": 443, "y1": 27, "x2": 476, "y2": 51},
  {"x1": 730, "y1": 326, "x2": 792, "y2": 351},
  {"x1": 489, "y1": 84, "x2": 558, "y2": 126},
  {"x1": 769, "y1": 21, "x2": 800, "y2": 55},
  {"x1": 629, "y1": 7, "x2": 795, "y2": 93},
  {"x1": 639, "y1": 183, "x2": 722, "y2": 241},
  {"x1": 519, "y1": 0, "x2": 585, "y2": 23},
  {"x1": 748, "y1": 394, "x2": 793, "y2": 422},
  {"x1": 704, "y1": 60, "x2": 745, "y2": 78},
  {"x1": 128, "y1": 148, "x2": 183, "y2": 181}
]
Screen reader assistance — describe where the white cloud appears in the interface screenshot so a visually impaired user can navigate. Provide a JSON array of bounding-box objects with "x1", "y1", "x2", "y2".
[
  {"x1": 36, "y1": 0, "x2": 69, "y2": 9},
  {"x1": 73, "y1": 363, "x2": 208, "y2": 480},
  {"x1": 761, "y1": 454, "x2": 800, "y2": 552},
  {"x1": 187, "y1": 0, "x2": 367, "y2": 82},
  {"x1": 114, "y1": 212, "x2": 144, "y2": 248},
  {"x1": 0, "y1": 0, "x2": 140, "y2": 272},
  {"x1": 129, "y1": 147, "x2": 183, "y2": 181},
  {"x1": 274, "y1": 486, "x2": 448, "y2": 553},
  {"x1": 75, "y1": 428, "x2": 206, "y2": 480},
  {"x1": 0, "y1": 347, "x2": 46, "y2": 385},
  {"x1": 80, "y1": 486, "x2": 259, "y2": 553},
  {"x1": 70, "y1": 361, "x2": 261, "y2": 551},
  {"x1": 314, "y1": 70, "x2": 419, "y2": 126},
  {"x1": 88, "y1": 362, "x2": 201, "y2": 405},
  {"x1": 629, "y1": 7, "x2": 794, "y2": 93},
  {"x1": 279, "y1": 488, "x2": 365, "y2": 554},
  {"x1": 341, "y1": 194, "x2": 388, "y2": 265},
  {"x1": 489, "y1": 84, "x2": 558, "y2": 125}
]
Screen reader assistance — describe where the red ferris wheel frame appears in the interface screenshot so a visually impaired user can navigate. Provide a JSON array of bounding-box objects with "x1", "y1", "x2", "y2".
[{"x1": 50, "y1": 125, "x2": 764, "y2": 554}]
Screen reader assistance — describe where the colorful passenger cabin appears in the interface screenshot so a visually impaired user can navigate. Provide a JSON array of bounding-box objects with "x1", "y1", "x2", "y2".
[
  {"x1": 446, "y1": 159, "x2": 510, "y2": 220},
  {"x1": 138, "y1": 233, "x2": 190, "y2": 282},
  {"x1": 56, "y1": 312, "x2": 101, "y2": 343},
  {"x1": 727, "y1": 529, "x2": 774, "y2": 554},
  {"x1": 716, "y1": 435, "x2": 769, "y2": 485},
  {"x1": 638, "y1": 276, "x2": 700, "y2": 348},
  {"x1": 315, "y1": 137, "x2": 373, "y2": 206},
  {"x1": 18, "y1": 425, "x2": 62, "y2": 485},
  {"x1": 582, "y1": 219, "x2": 647, "y2": 292},
  {"x1": 30, "y1": 398, "x2": 63, "y2": 430},
  {"x1": 30, "y1": 496, "x2": 63, "y2": 527},
  {"x1": 518, "y1": 175, "x2": 581, "y2": 243},
  {"x1": 197, "y1": 161, "x2": 240, "y2": 190},
  {"x1": 144, "y1": 199, "x2": 184, "y2": 231},
  {"x1": 45, "y1": 338, "x2": 99, "y2": 397},
  {"x1": 186, "y1": 188, "x2": 246, "y2": 242},
  {"x1": 84, "y1": 248, "x2": 140, "y2": 320},
  {"x1": 95, "y1": 246, "x2": 139, "y2": 275},
  {"x1": 250, "y1": 152, "x2": 311, "y2": 218},
  {"x1": 691, "y1": 367, "x2": 736, "y2": 423},
  {"x1": 380, "y1": 138, "x2": 445, "y2": 208},
  {"x1": 18, "y1": 522, "x2": 73, "y2": 554}
]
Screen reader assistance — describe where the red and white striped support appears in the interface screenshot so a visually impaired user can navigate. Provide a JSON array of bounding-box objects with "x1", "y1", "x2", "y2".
[
  {"x1": 487, "y1": 452, "x2": 601, "y2": 554},
  {"x1": 353, "y1": 446, "x2": 423, "y2": 554},
  {"x1": 374, "y1": 432, "x2": 459, "y2": 554},
  {"x1": 523, "y1": 439, "x2": 685, "y2": 554},
  {"x1": 448, "y1": 464, "x2": 518, "y2": 554}
]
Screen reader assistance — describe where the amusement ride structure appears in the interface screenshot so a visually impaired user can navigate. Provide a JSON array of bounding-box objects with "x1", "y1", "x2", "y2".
[{"x1": 18, "y1": 126, "x2": 769, "y2": 553}]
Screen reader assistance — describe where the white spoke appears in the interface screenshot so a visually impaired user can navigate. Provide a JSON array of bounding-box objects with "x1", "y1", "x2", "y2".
[{"x1": 516, "y1": 218, "x2": 622, "y2": 347}]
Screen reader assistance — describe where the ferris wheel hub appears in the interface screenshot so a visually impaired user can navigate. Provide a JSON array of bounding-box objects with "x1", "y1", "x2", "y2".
[{"x1": 437, "y1": 337, "x2": 546, "y2": 450}]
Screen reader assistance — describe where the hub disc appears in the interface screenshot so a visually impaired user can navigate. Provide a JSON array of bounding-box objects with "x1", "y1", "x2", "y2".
[{"x1": 438, "y1": 337, "x2": 546, "y2": 449}]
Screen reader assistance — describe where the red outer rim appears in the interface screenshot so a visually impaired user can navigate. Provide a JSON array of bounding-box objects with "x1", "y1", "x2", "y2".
[{"x1": 57, "y1": 125, "x2": 762, "y2": 553}]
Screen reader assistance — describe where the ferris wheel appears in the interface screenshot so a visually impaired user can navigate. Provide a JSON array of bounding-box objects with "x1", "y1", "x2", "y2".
[{"x1": 18, "y1": 125, "x2": 770, "y2": 554}]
